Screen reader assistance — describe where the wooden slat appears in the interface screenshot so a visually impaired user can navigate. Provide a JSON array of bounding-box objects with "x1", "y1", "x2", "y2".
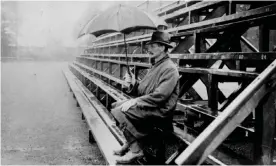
[
  {"x1": 155, "y1": 1, "x2": 188, "y2": 16},
  {"x1": 167, "y1": 3, "x2": 276, "y2": 34},
  {"x1": 73, "y1": 72, "x2": 127, "y2": 145},
  {"x1": 172, "y1": 13, "x2": 276, "y2": 37},
  {"x1": 173, "y1": 126, "x2": 227, "y2": 166},
  {"x1": 79, "y1": 57, "x2": 151, "y2": 68},
  {"x1": 96, "y1": 37, "x2": 150, "y2": 49},
  {"x1": 74, "y1": 62, "x2": 128, "y2": 87},
  {"x1": 175, "y1": 59, "x2": 276, "y2": 165},
  {"x1": 70, "y1": 63, "x2": 129, "y2": 101},
  {"x1": 82, "y1": 53, "x2": 150, "y2": 58},
  {"x1": 93, "y1": 34, "x2": 151, "y2": 48},
  {"x1": 178, "y1": 67, "x2": 258, "y2": 78},
  {"x1": 63, "y1": 66, "x2": 121, "y2": 165},
  {"x1": 171, "y1": 52, "x2": 276, "y2": 60},
  {"x1": 162, "y1": 1, "x2": 225, "y2": 21},
  {"x1": 83, "y1": 52, "x2": 276, "y2": 60}
]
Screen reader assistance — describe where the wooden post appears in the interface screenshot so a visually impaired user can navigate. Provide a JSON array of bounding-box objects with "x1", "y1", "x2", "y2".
[
  {"x1": 254, "y1": 26, "x2": 275, "y2": 164},
  {"x1": 259, "y1": 25, "x2": 269, "y2": 52},
  {"x1": 194, "y1": 32, "x2": 201, "y2": 53},
  {"x1": 100, "y1": 61, "x2": 103, "y2": 80},
  {"x1": 95, "y1": 86, "x2": 99, "y2": 99},
  {"x1": 254, "y1": 90, "x2": 276, "y2": 165},
  {"x1": 107, "y1": 62, "x2": 112, "y2": 108},
  {"x1": 227, "y1": 0, "x2": 236, "y2": 15},
  {"x1": 141, "y1": 41, "x2": 143, "y2": 54},
  {"x1": 208, "y1": 74, "x2": 218, "y2": 114},
  {"x1": 252, "y1": 25, "x2": 271, "y2": 164},
  {"x1": 188, "y1": 11, "x2": 191, "y2": 24},
  {"x1": 119, "y1": 58, "x2": 123, "y2": 91},
  {"x1": 175, "y1": 60, "x2": 276, "y2": 165}
]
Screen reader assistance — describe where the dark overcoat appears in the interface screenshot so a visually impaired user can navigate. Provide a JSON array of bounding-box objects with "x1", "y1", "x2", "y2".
[{"x1": 111, "y1": 54, "x2": 179, "y2": 140}]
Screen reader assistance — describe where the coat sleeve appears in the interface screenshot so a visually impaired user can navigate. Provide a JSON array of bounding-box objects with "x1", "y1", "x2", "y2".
[
  {"x1": 126, "y1": 80, "x2": 139, "y2": 96},
  {"x1": 136, "y1": 67, "x2": 179, "y2": 108}
]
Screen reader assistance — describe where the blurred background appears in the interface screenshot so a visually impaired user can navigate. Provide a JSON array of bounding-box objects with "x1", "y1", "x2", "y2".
[{"x1": 1, "y1": 1, "x2": 169, "y2": 61}]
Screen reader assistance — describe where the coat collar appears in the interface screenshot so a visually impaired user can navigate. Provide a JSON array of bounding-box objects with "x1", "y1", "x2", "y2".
[{"x1": 150, "y1": 53, "x2": 169, "y2": 68}]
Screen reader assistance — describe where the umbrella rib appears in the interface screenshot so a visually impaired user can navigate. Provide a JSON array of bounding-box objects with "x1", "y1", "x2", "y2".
[{"x1": 117, "y1": 5, "x2": 121, "y2": 31}]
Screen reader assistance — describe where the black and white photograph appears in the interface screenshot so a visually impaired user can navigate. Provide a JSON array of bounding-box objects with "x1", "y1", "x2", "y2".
[{"x1": 2, "y1": 0, "x2": 276, "y2": 165}]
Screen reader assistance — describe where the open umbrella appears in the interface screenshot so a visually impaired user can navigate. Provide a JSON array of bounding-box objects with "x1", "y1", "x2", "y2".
[
  {"x1": 77, "y1": 13, "x2": 99, "y2": 39},
  {"x1": 84, "y1": 4, "x2": 168, "y2": 73}
]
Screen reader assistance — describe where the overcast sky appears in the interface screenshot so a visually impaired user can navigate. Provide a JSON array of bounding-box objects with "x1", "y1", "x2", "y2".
[
  {"x1": 3, "y1": 1, "x2": 146, "y2": 47},
  {"x1": 3, "y1": 1, "x2": 166, "y2": 47},
  {"x1": 14, "y1": 1, "x2": 118, "y2": 47}
]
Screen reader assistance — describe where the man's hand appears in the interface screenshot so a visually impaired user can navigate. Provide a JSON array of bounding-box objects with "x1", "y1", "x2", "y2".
[
  {"x1": 119, "y1": 99, "x2": 137, "y2": 112},
  {"x1": 123, "y1": 71, "x2": 135, "y2": 86}
]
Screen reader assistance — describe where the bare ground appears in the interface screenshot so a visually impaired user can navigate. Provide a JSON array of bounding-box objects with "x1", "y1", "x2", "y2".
[{"x1": 1, "y1": 61, "x2": 105, "y2": 165}]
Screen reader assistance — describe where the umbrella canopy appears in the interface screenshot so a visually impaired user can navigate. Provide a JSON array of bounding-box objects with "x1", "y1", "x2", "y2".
[
  {"x1": 83, "y1": 4, "x2": 168, "y2": 74},
  {"x1": 77, "y1": 14, "x2": 99, "y2": 38},
  {"x1": 85, "y1": 4, "x2": 168, "y2": 37}
]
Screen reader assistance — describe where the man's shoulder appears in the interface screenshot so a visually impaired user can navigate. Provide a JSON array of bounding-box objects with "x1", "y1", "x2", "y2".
[
  {"x1": 160, "y1": 59, "x2": 179, "y2": 75},
  {"x1": 163, "y1": 58, "x2": 178, "y2": 69}
]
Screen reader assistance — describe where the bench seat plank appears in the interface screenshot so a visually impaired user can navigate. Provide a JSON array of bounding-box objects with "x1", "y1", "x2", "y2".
[{"x1": 63, "y1": 66, "x2": 122, "y2": 165}]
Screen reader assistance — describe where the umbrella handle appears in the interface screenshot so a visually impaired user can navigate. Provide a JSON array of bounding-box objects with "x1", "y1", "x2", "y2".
[{"x1": 124, "y1": 34, "x2": 131, "y2": 75}]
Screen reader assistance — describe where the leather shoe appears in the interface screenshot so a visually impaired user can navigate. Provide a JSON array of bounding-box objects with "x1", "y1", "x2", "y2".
[
  {"x1": 115, "y1": 150, "x2": 144, "y2": 164},
  {"x1": 113, "y1": 143, "x2": 130, "y2": 156}
]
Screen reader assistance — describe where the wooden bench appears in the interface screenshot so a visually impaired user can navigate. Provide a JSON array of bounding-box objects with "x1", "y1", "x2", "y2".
[
  {"x1": 63, "y1": 66, "x2": 123, "y2": 165},
  {"x1": 68, "y1": 63, "x2": 229, "y2": 165}
]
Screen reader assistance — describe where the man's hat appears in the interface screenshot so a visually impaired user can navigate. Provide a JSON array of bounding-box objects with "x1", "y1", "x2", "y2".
[{"x1": 146, "y1": 31, "x2": 173, "y2": 48}]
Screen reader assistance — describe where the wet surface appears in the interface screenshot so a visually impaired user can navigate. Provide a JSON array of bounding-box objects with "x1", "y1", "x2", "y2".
[{"x1": 1, "y1": 62, "x2": 105, "y2": 165}]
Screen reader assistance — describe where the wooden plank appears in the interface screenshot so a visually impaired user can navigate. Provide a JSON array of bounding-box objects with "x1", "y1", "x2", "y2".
[
  {"x1": 70, "y1": 64, "x2": 129, "y2": 101},
  {"x1": 162, "y1": 1, "x2": 225, "y2": 21},
  {"x1": 74, "y1": 62, "x2": 128, "y2": 86},
  {"x1": 178, "y1": 67, "x2": 258, "y2": 78},
  {"x1": 74, "y1": 74, "x2": 127, "y2": 145},
  {"x1": 62, "y1": 66, "x2": 121, "y2": 165},
  {"x1": 82, "y1": 53, "x2": 150, "y2": 58},
  {"x1": 156, "y1": 1, "x2": 188, "y2": 16},
  {"x1": 173, "y1": 126, "x2": 227, "y2": 166},
  {"x1": 167, "y1": 3, "x2": 276, "y2": 34},
  {"x1": 171, "y1": 52, "x2": 276, "y2": 60},
  {"x1": 175, "y1": 59, "x2": 276, "y2": 165},
  {"x1": 96, "y1": 37, "x2": 151, "y2": 48},
  {"x1": 83, "y1": 52, "x2": 276, "y2": 60},
  {"x1": 93, "y1": 34, "x2": 151, "y2": 48},
  {"x1": 172, "y1": 13, "x2": 276, "y2": 37},
  {"x1": 80, "y1": 57, "x2": 151, "y2": 68}
]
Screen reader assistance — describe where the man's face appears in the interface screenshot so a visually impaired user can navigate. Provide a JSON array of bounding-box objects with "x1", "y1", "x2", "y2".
[{"x1": 147, "y1": 43, "x2": 164, "y2": 58}]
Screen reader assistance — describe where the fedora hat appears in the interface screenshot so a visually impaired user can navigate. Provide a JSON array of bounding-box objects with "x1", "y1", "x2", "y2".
[{"x1": 146, "y1": 31, "x2": 173, "y2": 48}]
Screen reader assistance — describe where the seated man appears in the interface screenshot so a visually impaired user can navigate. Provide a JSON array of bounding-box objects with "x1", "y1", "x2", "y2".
[{"x1": 111, "y1": 31, "x2": 179, "y2": 164}]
